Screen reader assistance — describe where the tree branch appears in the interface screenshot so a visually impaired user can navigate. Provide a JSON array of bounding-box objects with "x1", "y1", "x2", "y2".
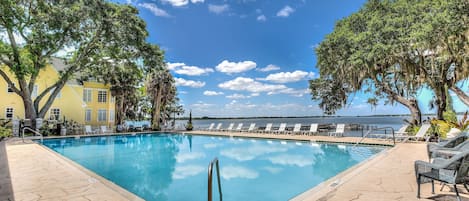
[
  {"x1": 0, "y1": 69, "x2": 20, "y2": 94},
  {"x1": 450, "y1": 85, "x2": 469, "y2": 106}
]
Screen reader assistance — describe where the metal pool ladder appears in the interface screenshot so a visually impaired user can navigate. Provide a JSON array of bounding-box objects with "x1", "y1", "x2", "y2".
[
  {"x1": 22, "y1": 127, "x2": 43, "y2": 143},
  {"x1": 208, "y1": 157, "x2": 222, "y2": 201}
]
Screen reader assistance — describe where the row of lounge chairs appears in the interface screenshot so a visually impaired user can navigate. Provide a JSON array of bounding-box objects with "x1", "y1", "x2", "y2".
[
  {"x1": 84, "y1": 125, "x2": 112, "y2": 135},
  {"x1": 204, "y1": 122, "x2": 347, "y2": 136},
  {"x1": 369, "y1": 124, "x2": 432, "y2": 142},
  {"x1": 415, "y1": 131, "x2": 469, "y2": 201}
]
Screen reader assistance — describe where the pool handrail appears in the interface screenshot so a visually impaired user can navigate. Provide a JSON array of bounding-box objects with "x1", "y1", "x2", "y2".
[
  {"x1": 22, "y1": 127, "x2": 43, "y2": 143},
  {"x1": 354, "y1": 127, "x2": 396, "y2": 147},
  {"x1": 208, "y1": 157, "x2": 222, "y2": 201}
]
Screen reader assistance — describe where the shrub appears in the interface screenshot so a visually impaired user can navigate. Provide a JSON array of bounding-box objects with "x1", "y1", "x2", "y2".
[{"x1": 0, "y1": 126, "x2": 12, "y2": 139}]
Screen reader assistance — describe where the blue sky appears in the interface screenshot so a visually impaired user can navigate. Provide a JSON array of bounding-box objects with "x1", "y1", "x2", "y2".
[{"x1": 119, "y1": 0, "x2": 468, "y2": 117}]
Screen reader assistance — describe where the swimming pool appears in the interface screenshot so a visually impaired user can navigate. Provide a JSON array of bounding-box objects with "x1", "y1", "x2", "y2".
[{"x1": 40, "y1": 133, "x2": 386, "y2": 201}]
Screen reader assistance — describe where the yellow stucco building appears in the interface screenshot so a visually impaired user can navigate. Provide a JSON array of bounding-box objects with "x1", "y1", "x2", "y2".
[{"x1": 0, "y1": 58, "x2": 115, "y2": 127}]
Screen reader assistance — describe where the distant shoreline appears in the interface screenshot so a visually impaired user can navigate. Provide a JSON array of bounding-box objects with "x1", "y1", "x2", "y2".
[
  {"x1": 179, "y1": 114, "x2": 412, "y2": 120},
  {"x1": 177, "y1": 113, "x2": 466, "y2": 120}
]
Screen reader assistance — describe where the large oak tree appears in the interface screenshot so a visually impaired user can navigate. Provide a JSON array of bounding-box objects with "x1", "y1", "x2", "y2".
[
  {"x1": 311, "y1": 0, "x2": 469, "y2": 125},
  {"x1": 0, "y1": 0, "x2": 148, "y2": 127}
]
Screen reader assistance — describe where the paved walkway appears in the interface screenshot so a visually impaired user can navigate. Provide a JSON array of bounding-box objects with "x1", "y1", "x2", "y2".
[
  {"x1": 2, "y1": 132, "x2": 469, "y2": 201},
  {"x1": 3, "y1": 141, "x2": 142, "y2": 201}
]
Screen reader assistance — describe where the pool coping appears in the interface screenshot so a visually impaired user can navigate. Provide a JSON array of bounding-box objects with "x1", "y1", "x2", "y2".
[
  {"x1": 34, "y1": 131, "x2": 394, "y2": 200},
  {"x1": 290, "y1": 143, "x2": 392, "y2": 200},
  {"x1": 33, "y1": 141, "x2": 145, "y2": 201}
]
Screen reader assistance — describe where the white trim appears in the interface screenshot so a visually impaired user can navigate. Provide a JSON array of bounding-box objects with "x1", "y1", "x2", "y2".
[
  {"x1": 85, "y1": 109, "x2": 92, "y2": 122},
  {"x1": 97, "y1": 109, "x2": 107, "y2": 122},
  {"x1": 97, "y1": 90, "x2": 107, "y2": 103},
  {"x1": 83, "y1": 88, "x2": 92, "y2": 103},
  {"x1": 5, "y1": 107, "x2": 13, "y2": 119},
  {"x1": 49, "y1": 108, "x2": 61, "y2": 120},
  {"x1": 109, "y1": 109, "x2": 115, "y2": 122}
]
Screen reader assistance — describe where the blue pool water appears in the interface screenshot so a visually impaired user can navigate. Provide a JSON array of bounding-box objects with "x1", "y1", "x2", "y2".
[{"x1": 40, "y1": 133, "x2": 385, "y2": 201}]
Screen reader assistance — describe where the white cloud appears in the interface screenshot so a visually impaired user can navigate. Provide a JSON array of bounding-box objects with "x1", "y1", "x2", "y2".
[
  {"x1": 276, "y1": 5, "x2": 294, "y2": 17},
  {"x1": 175, "y1": 66, "x2": 214, "y2": 76},
  {"x1": 262, "y1": 166, "x2": 283, "y2": 174},
  {"x1": 173, "y1": 165, "x2": 205, "y2": 179},
  {"x1": 161, "y1": 0, "x2": 188, "y2": 7},
  {"x1": 203, "y1": 143, "x2": 221, "y2": 149},
  {"x1": 215, "y1": 60, "x2": 256, "y2": 74},
  {"x1": 250, "y1": 93, "x2": 260, "y2": 97},
  {"x1": 269, "y1": 88, "x2": 310, "y2": 97},
  {"x1": 176, "y1": 152, "x2": 206, "y2": 163},
  {"x1": 220, "y1": 145, "x2": 288, "y2": 161},
  {"x1": 219, "y1": 77, "x2": 287, "y2": 93},
  {"x1": 226, "y1": 93, "x2": 250, "y2": 99},
  {"x1": 167, "y1": 62, "x2": 185, "y2": 70},
  {"x1": 260, "y1": 70, "x2": 315, "y2": 83},
  {"x1": 167, "y1": 62, "x2": 214, "y2": 76},
  {"x1": 257, "y1": 64, "x2": 280, "y2": 72},
  {"x1": 221, "y1": 165, "x2": 259, "y2": 180},
  {"x1": 175, "y1": 77, "x2": 205, "y2": 88},
  {"x1": 257, "y1": 15, "x2": 267, "y2": 22},
  {"x1": 267, "y1": 154, "x2": 315, "y2": 167},
  {"x1": 138, "y1": 3, "x2": 171, "y2": 17},
  {"x1": 208, "y1": 4, "x2": 229, "y2": 14},
  {"x1": 204, "y1": 91, "x2": 224, "y2": 96},
  {"x1": 191, "y1": 0, "x2": 204, "y2": 3},
  {"x1": 191, "y1": 101, "x2": 214, "y2": 109}
]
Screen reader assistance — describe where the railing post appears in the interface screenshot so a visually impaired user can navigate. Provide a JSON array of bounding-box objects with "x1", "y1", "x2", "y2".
[{"x1": 208, "y1": 157, "x2": 222, "y2": 201}]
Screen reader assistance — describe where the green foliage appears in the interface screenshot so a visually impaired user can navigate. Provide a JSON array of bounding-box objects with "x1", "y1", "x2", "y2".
[
  {"x1": 310, "y1": 0, "x2": 469, "y2": 122},
  {"x1": 0, "y1": 126, "x2": 12, "y2": 139},
  {"x1": 0, "y1": 0, "x2": 150, "y2": 123},
  {"x1": 432, "y1": 111, "x2": 469, "y2": 139}
]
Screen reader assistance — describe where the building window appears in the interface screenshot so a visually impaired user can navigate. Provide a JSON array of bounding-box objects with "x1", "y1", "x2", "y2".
[
  {"x1": 50, "y1": 108, "x2": 60, "y2": 120},
  {"x1": 98, "y1": 109, "x2": 107, "y2": 122},
  {"x1": 97, "y1": 90, "x2": 107, "y2": 103},
  {"x1": 83, "y1": 89, "x2": 92, "y2": 102},
  {"x1": 32, "y1": 85, "x2": 38, "y2": 98},
  {"x1": 85, "y1": 109, "x2": 92, "y2": 122},
  {"x1": 7, "y1": 83, "x2": 14, "y2": 93},
  {"x1": 5, "y1": 108, "x2": 13, "y2": 119},
  {"x1": 109, "y1": 110, "x2": 115, "y2": 122}
]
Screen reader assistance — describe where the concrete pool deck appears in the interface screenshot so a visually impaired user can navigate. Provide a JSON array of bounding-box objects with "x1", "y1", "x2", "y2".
[{"x1": 1, "y1": 132, "x2": 468, "y2": 201}]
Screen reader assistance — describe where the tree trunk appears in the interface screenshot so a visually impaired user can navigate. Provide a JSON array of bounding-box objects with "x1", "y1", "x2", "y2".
[
  {"x1": 21, "y1": 93, "x2": 37, "y2": 129},
  {"x1": 152, "y1": 87, "x2": 162, "y2": 130},
  {"x1": 116, "y1": 96, "x2": 125, "y2": 126},
  {"x1": 408, "y1": 99, "x2": 422, "y2": 126},
  {"x1": 381, "y1": 86, "x2": 422, "y2": 125},
  {"x1": 450, "y1": 86, "x2": 469, "y2": 106},
  {"x1": 434, "y1": 84, "x2": 447, "y2": 120}
]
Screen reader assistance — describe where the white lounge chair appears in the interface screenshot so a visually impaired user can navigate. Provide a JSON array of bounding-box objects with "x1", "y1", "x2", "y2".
[
  {"x1": 85, "y1": 125, "x2": 95, "y2": 135},
  {"x1": 397, "y1": 124, "x2": 431, "y2": 142},
  {"x1": 259, "y1": 123, "x2": 272, "y2": 133},
  {"x1": 291, "y1": 123, "x2": 302, "y2": 135},
  {"x1": 273, "y1": 123, "x2": 287, "y2": 134},
  {"x1": 224, "y1": 123, "x2": 235, "y2": 132},
  {"x1": 235, "y1": 123, "x2": 243, "y2": 132},
  {"x1": 305, "y1": 123, "x2": 318, "y2": 135},
  {"x1": 328, "y1": 124, "x2": 345, "y2": 137},
  {"x1": 206, "y1": 123, "x2": 215, "y2": 131},
  {"x1": 244, "y1": 123, "x2": 256, "y2": 132},
  {"x1": 214, "y1": 123, "x2": 223, "y2": 131},
  {"x1": 100, "y1": 126, "x2": 111, "y2": 134}
]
